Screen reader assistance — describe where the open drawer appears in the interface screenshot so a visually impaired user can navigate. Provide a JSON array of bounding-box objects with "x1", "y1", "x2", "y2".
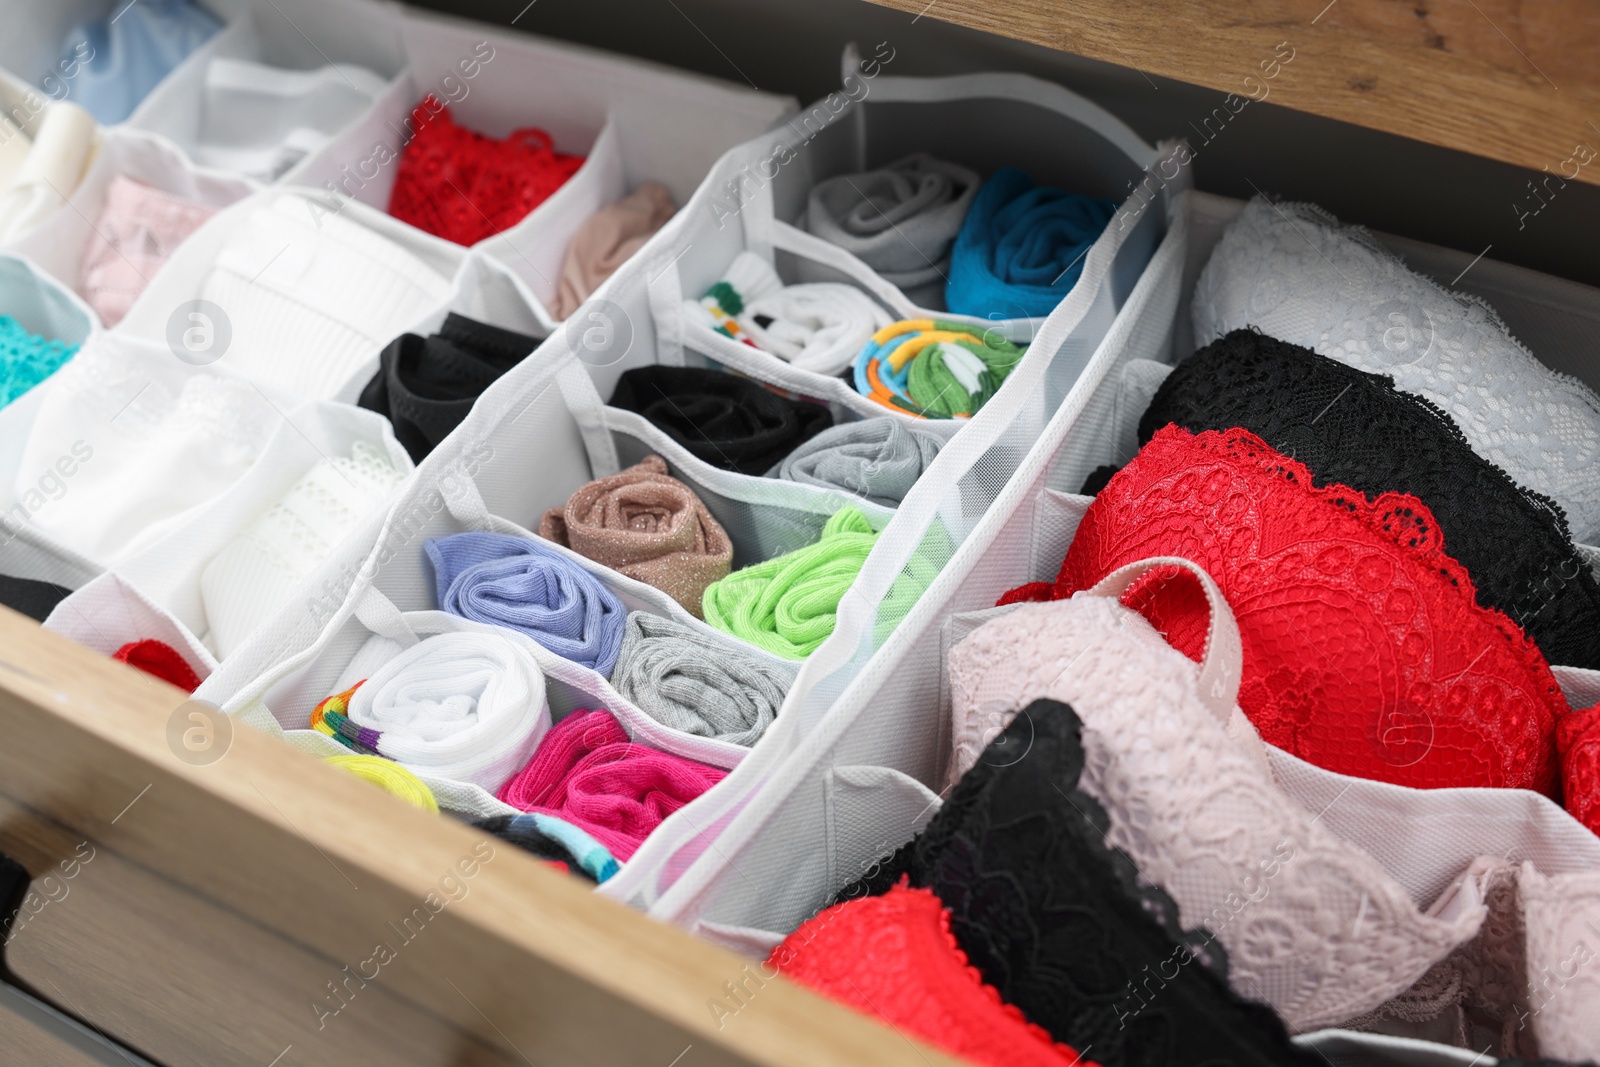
[{"x1": 0, "y1": 607, "x2": 963, "y2": 1067}]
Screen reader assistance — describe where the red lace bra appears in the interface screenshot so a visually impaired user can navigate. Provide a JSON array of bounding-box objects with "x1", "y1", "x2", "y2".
[
  {"x1": 1002, "y1": 425, "x2": 1568, "y2": 797},
  {"x1": 768, "y1": 882, "x2": 1097, "y2": 1067},
  {"x1": 388, "y1": 95, "x2": 585, "y2": 245}
]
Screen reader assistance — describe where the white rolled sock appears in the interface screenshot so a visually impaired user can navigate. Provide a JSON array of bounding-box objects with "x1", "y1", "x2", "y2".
[
  {"x1": 344, "y1": 630, "x2": 552, "y2": 793},
  {"x1": 740, "y1": 283, "x2": 893, "y2": 375},
  {"x1": 200, "y1": 440, "x2": 408, "y2": 658}
]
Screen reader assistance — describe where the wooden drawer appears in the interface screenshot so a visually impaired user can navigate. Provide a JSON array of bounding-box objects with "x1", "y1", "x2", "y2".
[{"x1": 0, "y1": 607, "x2": 960, "y2": 1067}]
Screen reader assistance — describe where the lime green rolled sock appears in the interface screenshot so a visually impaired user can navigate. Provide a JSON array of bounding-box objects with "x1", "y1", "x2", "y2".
[{"x1": 702, "y1": 506, "x2": 879, "y2": 659}]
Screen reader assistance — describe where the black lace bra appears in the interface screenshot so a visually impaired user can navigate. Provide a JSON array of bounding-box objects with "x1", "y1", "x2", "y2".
[
  {"x1": 1139, "y1": 329, "x2": 1600, "y2": 671},
  {"x1": 838, "y1": 699, "x2": 1323, "y2": 1067}
]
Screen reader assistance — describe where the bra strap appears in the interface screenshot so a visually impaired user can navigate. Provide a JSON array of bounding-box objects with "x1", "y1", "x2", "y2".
[{"x1": 1083, "y1": 555, "x2": 1242, "y2": 727}]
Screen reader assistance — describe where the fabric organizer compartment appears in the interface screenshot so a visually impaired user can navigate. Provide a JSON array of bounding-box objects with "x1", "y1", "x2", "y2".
[
  {"x1": 4, "y1": 126, "x2": 257, "y2": 325},
  {"x1": 0, "y1": 67, "x2": 101, "y2": 245},
  {"x1": 626, "y1": 52, "x2": 1163, "y2": 434},
  {"x1": 0, "y1": 268, "x2": 100, "y2": 600},
  {"x1": 111, "y1": 186, "x2": 466, "y2": 403},
  {"x1": 0, "y1": 257, "x2": 99, "y2": 593},
  {"x1": 586, "y1": 125, "x2": 1185, "y2": 919},
  {"x1": 614, "y1": 189, "x2": 1600, "y2": 1062},
  {"x1": 215, "y1": 597, "x2": 743, "y2": 868},
  {"x1": 118, "y1": 0, "x2": 405, "y2": 185},
  {"x1": 0, "y1": 0, "x2": 246, "y2": 114},
  {"x1": 88, "y1": 399, "x2": 412, "y2": 661},
  {"x1": 195, "y1": 339, "x2": 829, "y2": 759},
  {"x1": 0, "y1": 254, "x2": 95, "y2": 486},
  {"x1": 379, "y1": 255, "x2": 897, "y2": 569},
  {"x1": 282, "y1": 6, "x2": 795, "y2": 331},
  {"x1": 42, "y1": 569, "x2": 218, "y2": 689}
]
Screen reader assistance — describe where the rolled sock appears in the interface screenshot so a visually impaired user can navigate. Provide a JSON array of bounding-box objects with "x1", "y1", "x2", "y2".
[
  {"x1": 324, "y1": 754, "x2": 439, "y2": 813},
  {"x1": 200, "y1": 440, "x2": 409, "y2": 658},
  {"x1": 358, "y1": 313, "x2": 538, "y2": 462},
  {"x1": 768, "y1": 417, "x2": 942, "y2": 506},
  {"x1": 54, "y1": 0, "x2": 222, "y2": 124},
  {"x1": 853, "y1": 319, "x2": 1025, "y2": 419},
  {"x1": 0, "y1": 315, "x2": 78, "y2": 408},
  {"x1": 199, "y1": 194, "x2": 455, "y2": 399},
  {"x1": 494, "y1": 708, "x2": 727, "y2": 861},
  {"x1": 702, "y1": 505, "x2": 878, "y2": 659},
  {"x1": 612, "y1": 611, "x2": 795, "y2": 746},
  {"x1": 113, "y1": 638, "x2": 203, "y2": 691},
  {"x1": 740, "y1": 283, "x2": 894, "y2": 376},
  {"x1": 0, "y1": 102, "x2": 97, "y2": 243},
  {"x1": 539, "y1": 456, "x2": 732, "y2": 619},
  {"x1": 684, "y1": 251, "x2": 783, "y2": 348},
  {"x1": 388, "y1": 96, "x2": 584, "y2": 245},
  {"x1": 308, "y1": 630, "x2": 552, "y2": 793},
  {"x1": 801, "y1": 153, "x2": 980, "y2": 309},
  {"x1": 552, "y1": 182, "x2": 676, "y2": 319},
  {"x1": 945, "y1": 168, "x2": 1117, "y2": 319},
  {"x1": 426, "y1": 532, "x2": 627, "y2": 676},
  {"x1": 608, "y1": 365, "x2": 832, "y2": 476},
  {"x1": 191, "y1": 57, "x2": 389, "y2": 181},
  {"x1": 80, "y1": 176, "x2": 217, "y2": 327},
  {"x1": 469, "y1": 812, "x2": 621, "y2": 884}
]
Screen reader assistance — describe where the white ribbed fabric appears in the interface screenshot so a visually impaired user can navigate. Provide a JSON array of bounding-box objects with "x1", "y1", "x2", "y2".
[
  {"x1": 199, "y1": 440, "x2": 408, "y2": 658},
  {"x1": 190, "y1": 58, "x2": 389, "y2": 181},
  {"x1": 14, "y1": 334, "x2": 284, "y2": 564},
  {"x1": 340, "y1": 630, "x2": 551, "y2": 793},
  {"x1": 199, "y1": 195, "x2": 454, "y2": 398},
  {"x1": 0, "y1": 102, "x2": 96, "y2": 242},
  {"x1": 1192, "y1": 196, "x2": 1600, "y2": 543}
]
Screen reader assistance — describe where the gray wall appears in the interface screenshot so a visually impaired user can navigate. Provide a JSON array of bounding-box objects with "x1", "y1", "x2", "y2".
[{"x1": 412, "y1": 0, "x2": 1600, "y2": 291}]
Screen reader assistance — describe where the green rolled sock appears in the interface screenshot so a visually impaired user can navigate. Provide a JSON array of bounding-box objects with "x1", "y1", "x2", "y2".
[{"x1": 702, "y1": 506, "x2": 879, "y2": 659}]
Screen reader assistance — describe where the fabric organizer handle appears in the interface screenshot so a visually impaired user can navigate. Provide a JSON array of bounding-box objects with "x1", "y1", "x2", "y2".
[{"x1": 1081, "y1": 555, "x2": 1241, "y2": 724}]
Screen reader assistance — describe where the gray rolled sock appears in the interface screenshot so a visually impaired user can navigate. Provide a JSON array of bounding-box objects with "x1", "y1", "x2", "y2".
[
  {"x1": 612, "y1": 612, "x2": 797, "y2": 746},
  {"x1": 799, "y1": 152, "x2": 979, "y2": 310},
  {"x1": 767, "y1": 417, "x2": 943, "y2": 507}
]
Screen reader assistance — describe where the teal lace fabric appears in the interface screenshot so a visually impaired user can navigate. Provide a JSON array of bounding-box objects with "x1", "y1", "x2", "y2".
[{"x1": 0, "y1": 316, "x2": 78, "y2": 408}]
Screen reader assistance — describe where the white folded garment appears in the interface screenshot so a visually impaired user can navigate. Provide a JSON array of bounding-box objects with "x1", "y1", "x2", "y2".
[
  {"x1": 190, "y1": 57, "x2": 389, "y2": 181},
  {"x1": 339, "y1": 630, "x2": 552, "y2": 793},
  {"x1": 197, "y1": 194, "x2": 455, "y2": 399},
  {"x1": 199, "y1": 440, "x2": 408, "y2": 658}
]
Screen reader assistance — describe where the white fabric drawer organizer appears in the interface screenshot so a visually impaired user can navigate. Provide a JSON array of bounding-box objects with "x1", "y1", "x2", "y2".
[{"x1": 622, "y1": 189, "x2": 1600, "y2": 1063}]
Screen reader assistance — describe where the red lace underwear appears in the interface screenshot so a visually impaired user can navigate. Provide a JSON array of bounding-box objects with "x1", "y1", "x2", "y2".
[
  {"x1": 769, "y1": 881, "x2": 1097, "y2": 1067},
  {"x1": 388, "y1": 95, "x2": 585, "y2": 245},
  {"x1": 1003, "y1": 425, "x2": 1568, "y2": 797}
]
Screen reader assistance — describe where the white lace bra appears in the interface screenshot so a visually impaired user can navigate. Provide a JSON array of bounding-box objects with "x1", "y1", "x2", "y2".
[{"x1": 1191, "y1": 196, "x2": 1600, "y2": 544}]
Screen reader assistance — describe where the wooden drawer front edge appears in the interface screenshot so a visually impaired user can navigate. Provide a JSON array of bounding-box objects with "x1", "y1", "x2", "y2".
[
  {"x1": 864, "y1": 0, "x2": 1600, "y2": 187},
  {"x1": 0, "y1": 607, "x2": 960, "y2": 1067}
]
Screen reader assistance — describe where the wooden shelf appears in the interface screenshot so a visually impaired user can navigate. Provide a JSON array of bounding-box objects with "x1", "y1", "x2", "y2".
[{"x1": 862, "y1": 0, "x2": 1600, "y2": 185}]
